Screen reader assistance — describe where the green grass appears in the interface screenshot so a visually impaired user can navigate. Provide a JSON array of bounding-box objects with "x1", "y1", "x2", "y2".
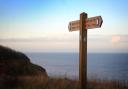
[{"x1": 2, "y1": 75, "x2": 127, "y2": 89}]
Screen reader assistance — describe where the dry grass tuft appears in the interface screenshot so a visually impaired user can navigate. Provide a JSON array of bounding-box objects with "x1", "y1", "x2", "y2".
[{"x1": 17, "y1": 75, "x2": 79, "y2": 89}]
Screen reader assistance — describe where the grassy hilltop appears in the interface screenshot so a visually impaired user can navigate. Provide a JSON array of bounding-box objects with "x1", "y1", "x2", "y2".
[{"x1": 0, "y1": 45, "x2": 127, "y2": 89}]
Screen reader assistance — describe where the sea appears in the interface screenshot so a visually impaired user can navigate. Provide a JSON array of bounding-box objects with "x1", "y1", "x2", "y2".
[{"x1": 26, "y1": 52, "x2": 128, "y2": 81}]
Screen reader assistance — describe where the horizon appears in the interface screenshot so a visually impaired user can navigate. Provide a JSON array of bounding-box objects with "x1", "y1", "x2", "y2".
[{"x1": 0, "y1": 0, "x2": 128, "y2": 53}]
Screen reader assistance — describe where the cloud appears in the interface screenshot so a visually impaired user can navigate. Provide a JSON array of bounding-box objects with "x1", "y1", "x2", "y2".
[
  {"x1": 110, "y1": 35, "x2": 128, "y2": 44},
  {"x1": 0, "y1": 34, "x2": 128, "y2": 53},
  {"x1": 88, "y1": 35, "x2": 128, "y2": 53},
  {"x1": 111, "y1": 35, "x2": 121, "y2": 43},
  {"x1": 0, "y1": 32, "x2": 79, "y2": 52}
]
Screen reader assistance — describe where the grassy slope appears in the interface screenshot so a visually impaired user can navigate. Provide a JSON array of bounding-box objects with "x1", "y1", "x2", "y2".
[{"x1": 11, "y1": 75, "x2": 128, "y2": 89}]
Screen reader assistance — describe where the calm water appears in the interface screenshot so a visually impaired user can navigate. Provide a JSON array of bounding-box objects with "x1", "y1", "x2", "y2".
[{"x1": 26, "y1": 53, "x2": 128, "y2": 81}]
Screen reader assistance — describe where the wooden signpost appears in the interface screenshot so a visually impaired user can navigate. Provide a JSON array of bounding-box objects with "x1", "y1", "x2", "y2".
[
  {"x1": 68, "y1": 12, "x2": 103, "y2": 89},
  {"x1": 69, "y1": 15, "x2": 103, "y2": 31}
]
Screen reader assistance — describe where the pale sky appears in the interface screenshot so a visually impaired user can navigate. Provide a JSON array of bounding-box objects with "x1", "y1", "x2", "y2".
[{"x1": 0, "y1": 0, "x2": 128, "y2": 52}]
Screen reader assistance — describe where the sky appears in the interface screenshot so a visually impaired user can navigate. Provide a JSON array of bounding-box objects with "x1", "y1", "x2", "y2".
[{"x1": 0, "y1": 0, "x2": 128, "y2": 52}]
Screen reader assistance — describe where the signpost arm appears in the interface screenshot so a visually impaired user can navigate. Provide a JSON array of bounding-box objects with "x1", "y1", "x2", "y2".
[{"x1": 79, "y1": 12, "x2": 87, "y2": 89}]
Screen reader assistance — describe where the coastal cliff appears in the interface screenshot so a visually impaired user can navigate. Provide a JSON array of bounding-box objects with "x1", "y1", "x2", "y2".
[{"x1": 0, "y1": 45, "x2": 47, "y2": 88}]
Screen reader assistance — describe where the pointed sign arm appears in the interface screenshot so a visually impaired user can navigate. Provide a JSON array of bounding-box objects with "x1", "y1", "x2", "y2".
[{"x1": 68, "y1": 16, "x2": 103, "y2": 31}]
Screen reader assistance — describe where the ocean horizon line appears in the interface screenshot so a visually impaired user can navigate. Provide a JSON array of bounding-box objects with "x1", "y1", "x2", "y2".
[{"x1": 25, "y1": 52, "x2": 128, "y2": 54}]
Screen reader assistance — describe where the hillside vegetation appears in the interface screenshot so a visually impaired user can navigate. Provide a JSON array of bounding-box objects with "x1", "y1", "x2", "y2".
[{"x1": 7, "y1": 75, "x2": 128, "y2": 89}]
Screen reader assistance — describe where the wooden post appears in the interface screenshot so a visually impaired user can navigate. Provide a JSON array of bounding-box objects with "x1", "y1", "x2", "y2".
[
  {"x1": 68, "y1": 12, "x2": 102, "y2": 89},
  {"x1": 79, "y1": 12, "x2": 87, "y2": 89}
]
